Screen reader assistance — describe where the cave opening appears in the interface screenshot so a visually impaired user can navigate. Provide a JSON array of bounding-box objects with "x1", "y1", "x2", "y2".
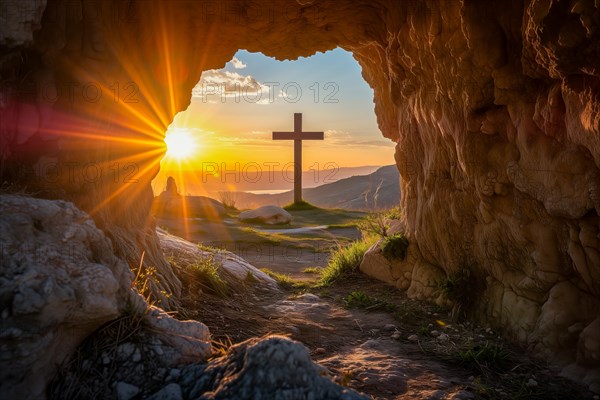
[
  {"x1": 153, "y1": 47, "x2": 395, "y2": 199},
  {"x1": 151, "y1": 47, "x2": 398, "y2": 263}
]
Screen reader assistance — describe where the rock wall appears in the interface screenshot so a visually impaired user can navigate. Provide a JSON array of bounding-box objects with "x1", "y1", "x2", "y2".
[
  {"x1": 1, "y1": 0, "x2": 599, "y2": 390},
  {"x1": 357, "y1": 0, "x2": 600, "y2": 390}
]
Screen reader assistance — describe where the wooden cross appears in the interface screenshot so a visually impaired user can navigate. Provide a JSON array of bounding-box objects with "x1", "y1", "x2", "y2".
[{"x1": 273, "y1": 113, "x2": 324, "y2": 204}]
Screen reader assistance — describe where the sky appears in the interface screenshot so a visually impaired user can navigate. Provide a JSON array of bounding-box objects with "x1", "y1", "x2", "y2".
[{"x1": 156, "y1": 48, "x2": 396, "y2": 193}]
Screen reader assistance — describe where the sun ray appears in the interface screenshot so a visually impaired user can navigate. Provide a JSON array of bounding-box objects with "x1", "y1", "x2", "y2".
[{"x1": 164, "y1": 128, "x2": 198, "y2": 160}]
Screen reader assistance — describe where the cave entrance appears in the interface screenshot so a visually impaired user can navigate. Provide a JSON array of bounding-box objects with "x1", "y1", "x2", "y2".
[
  {"x1": 154, "y1": 48, "x2": 394, "y2": 200},
  {"x1": 152, "y1": 48, "x2": 396, "y2": 275}
]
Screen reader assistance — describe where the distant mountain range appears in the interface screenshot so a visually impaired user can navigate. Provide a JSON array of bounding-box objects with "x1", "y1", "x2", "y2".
[
  {"x1": 231, "y1": 165, "x2": 400, "y2": 211},
  {"x1": 153, "y1": 165, "x2": 383, "y2": 195}
]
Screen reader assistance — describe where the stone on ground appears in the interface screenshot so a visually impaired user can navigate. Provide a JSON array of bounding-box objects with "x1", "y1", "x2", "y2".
[
  {"x1": 178, "y1": 336, "x2": 368, "y2": 399},
  {"x1": 153, "y1": 176, "x2": 226, "y2": 220},
  {"x1": 158, "y1": 228, "x2": 278, "y2": 290},
  {"x1": 238, "y1": 205, "x2": 292, "y2": 225}
]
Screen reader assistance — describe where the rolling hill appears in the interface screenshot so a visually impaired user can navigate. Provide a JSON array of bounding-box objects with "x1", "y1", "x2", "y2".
[{"x1": 232, "y1": 165, "x2": 400, "y2": 210}]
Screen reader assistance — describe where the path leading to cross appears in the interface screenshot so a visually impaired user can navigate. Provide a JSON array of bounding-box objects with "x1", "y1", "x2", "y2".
[{"x1": 272, "y1": 113, "x2": 324, "y2": 204}]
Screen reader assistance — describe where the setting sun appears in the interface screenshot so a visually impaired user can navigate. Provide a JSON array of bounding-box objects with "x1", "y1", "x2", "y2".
[{"x1": 164, "y1": 129, "x2": 197, "y2": 160}]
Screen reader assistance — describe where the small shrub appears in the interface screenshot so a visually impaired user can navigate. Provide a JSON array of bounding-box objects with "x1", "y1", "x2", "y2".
[
  {"x1": 385, "y1": 206, "x2": 403, "y2": 220},
  {"x1": 218, "y1": 191, "x2": 238, "y2": 210},
  {"x1": 380, "y1": 233, "x2": 409, "y2": 260},
  {"x1": 318, "y1": 237, "x2": 375, "y2": 286},
  {"x1": 359, "y1": 212, "x2": 390, "y2": 237},
  {"x1": 189, "y1": 256, "x2": 228, "y2": 297}
]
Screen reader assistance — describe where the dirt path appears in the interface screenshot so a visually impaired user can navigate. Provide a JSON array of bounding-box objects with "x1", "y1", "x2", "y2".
[{"x1": 179, "y1": 276, "x2": 592, "y2": 400}]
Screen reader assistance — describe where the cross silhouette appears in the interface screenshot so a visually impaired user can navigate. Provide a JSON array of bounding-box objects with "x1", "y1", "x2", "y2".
[{"x1": 272, "y1": 113, "x2": 324, "y2": 204}]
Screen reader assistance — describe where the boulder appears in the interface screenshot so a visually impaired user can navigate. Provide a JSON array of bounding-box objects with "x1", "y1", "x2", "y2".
[
  {"x1": 0, "y1": 195, "x2": 211, "y2": 399},
  {"x1": 0, "y1": 195, "x2": 137, "y2": 399},
  {"x1": 153, "y1": 195, "x2": 226, "y2": 220},
  {"x1": 178, "y1": 336, "x2": 368, "y2": 399},
  {"x1": 158, "y1": 229, "x2": 279, "y2": 291},
  {"x1": 238, "y1": 205, "x2": 292, "y2": 225},
  {"x1": 152, "y1": 192, "x2": 227, "y2": 220},
  {"x1": 153, "y1": 177, "x2": 226, "y2": 220}
]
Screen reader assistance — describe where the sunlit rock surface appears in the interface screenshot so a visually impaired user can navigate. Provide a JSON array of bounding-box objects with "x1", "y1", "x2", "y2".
[
  {"x1": 157, "y1": 228, "x2": 279, "y2": 290},
  {"x1": 238, "y1": 205, "x2": 293, "y2": 225},
  {"x1": 1, "y1": 0, "x2": 599, "y2": 390}
]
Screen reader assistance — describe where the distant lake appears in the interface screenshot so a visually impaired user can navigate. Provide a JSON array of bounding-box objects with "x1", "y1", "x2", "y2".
[{"x1": 244, "y1": 189, "x2": 290, "y2": 195}]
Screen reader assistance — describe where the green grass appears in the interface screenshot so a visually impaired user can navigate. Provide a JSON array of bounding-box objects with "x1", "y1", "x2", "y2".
[
  {"x1": 326, "y1": 222, "x2": 360, "y2": 229},
  {"x1": 189, "y1": 256, "x2": 228, "y2": 297},
  {"x1": 283, "y1": 200, "x2": 319, "y2": 211},
  {"x1": 303, "y1": 267, "x2": 322, "y2": 274},
  {"x1": 344, "y1": 291, "x2": 397, "y2": 312},
  {"x1": 260, "y1": 268, "x2": 309, "y2": 290},
  {"x1": 380, "y1": 233, "x2": 409, "y2": 260},
  {"x1": 197, "y1": 243, "x2": 226, "y2": 253},
  {"x1": 287, "y1": 207, "x2": 366, "y2": 227},
  {"x1": 384, "y1": 206, "x2": 403, "y2": 220},
  {"x1": 452, "y1": 342, "x2": 511, "y2": 374},
  {"x1": 244, "y1": 270, "x2": 258, "y2": 284},
  {"x1": 318, "y1": 236, "x2": 376, "y2": 286}
]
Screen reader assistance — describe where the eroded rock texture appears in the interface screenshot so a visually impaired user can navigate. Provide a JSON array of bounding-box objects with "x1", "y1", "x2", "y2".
[
  {"x1": 1, "y1": 0, "x2": 599, "y2": 390},
  {"x1": 0, "y1": 195, "x2": 211, "y2": 399}
]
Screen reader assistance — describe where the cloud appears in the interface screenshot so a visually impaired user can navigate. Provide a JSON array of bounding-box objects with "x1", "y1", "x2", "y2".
[
  {"x1": 230, "y1": 57, "x2": 247, "y2": 69},
  {"x1": 192, "y1": 70, "x2": 270, "y2": 104}
]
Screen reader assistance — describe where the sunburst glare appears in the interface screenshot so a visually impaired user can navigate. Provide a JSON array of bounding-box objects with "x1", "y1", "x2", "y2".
[{"x1": 164, "y1": 128, "x2": 198, "y2": 160}]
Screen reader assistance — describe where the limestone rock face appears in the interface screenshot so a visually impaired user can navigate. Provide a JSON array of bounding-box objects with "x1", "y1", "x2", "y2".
[
  {"x1": 0, "y1": 195, "x2": 135, "y2": 399},
  {"x1": 1, "y1": 0, "x2": 600, "y2": 389},
  {"x1": 239, "y1": 205, "x2": 293, "y2": 225},
  {"x1": 0, "y1": 195, "x2": 211, "y2": 400}
]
